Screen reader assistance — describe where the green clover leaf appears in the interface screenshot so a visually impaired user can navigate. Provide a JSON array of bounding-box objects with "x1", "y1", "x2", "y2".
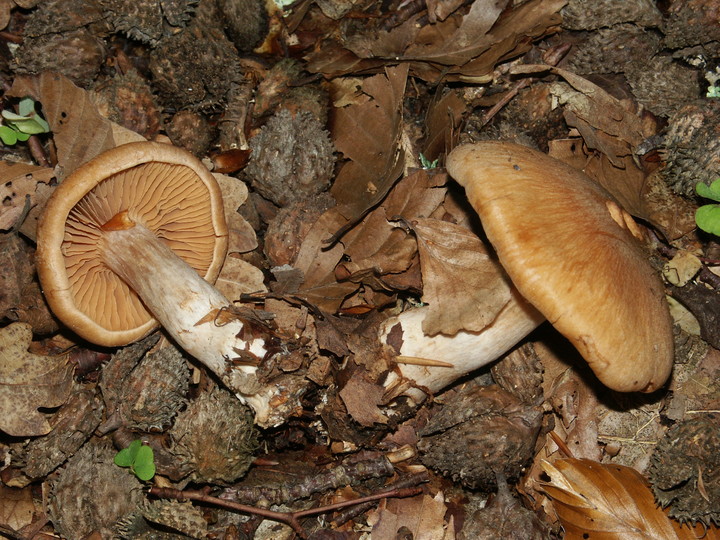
[
  {"x1": 114, "y1": 439, "x2": 156, "y2": 481},
  {"x1": 0, "y1": 97, "x2": 50, "y2": 143},
  {"x1": 695, "y1": 180, "x2": 720, "y2": 236}
]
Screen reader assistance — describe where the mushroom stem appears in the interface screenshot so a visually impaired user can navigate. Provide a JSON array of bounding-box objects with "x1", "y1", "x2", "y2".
[
  {"x1": 100, "y1": 220, "x2": 267, "y2": 384},
  {"x1": 380, "y1": 288, "x2": 545, "y2": 403}
]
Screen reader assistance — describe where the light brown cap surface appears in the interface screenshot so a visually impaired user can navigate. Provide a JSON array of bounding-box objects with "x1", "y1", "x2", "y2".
[
  {"x1": 446, "y1": 141, "x2": 673, "y2": 392},
  {"x1": 36, "y1": 141, "x2": 228, "y2": 346}
]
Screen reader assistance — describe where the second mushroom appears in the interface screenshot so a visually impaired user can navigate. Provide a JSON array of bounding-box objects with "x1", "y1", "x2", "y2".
[{"x1": 381, "y1": 141, "x2": 674, "y2": 396}]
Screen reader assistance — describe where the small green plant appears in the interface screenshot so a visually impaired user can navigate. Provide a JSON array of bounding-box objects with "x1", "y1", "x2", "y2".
[
  {"x1": 0, "y1": 97, "x2": 50, "y2": 145},
  {"x1": 695, "y1": 179, "x2": 720, "y2": 235},
  {"x1": 419, "y1": 153, "x2": 439, "y2": 170},
  {"x1": 114, "y1": 439, "x2": 156, "y2": 481}
]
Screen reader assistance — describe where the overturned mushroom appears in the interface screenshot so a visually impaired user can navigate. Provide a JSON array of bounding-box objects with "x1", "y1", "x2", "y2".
[
  {"x1": 382, "y1": 141, "x2": 673, "y2": 396},
  {"x1": 36, "y1": 142, "x2": 284, "y2": 424}
]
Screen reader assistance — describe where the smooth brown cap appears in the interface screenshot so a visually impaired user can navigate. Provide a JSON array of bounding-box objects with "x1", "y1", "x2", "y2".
[
  {"x1": 446, "y1": 141, "x2": 673, "y2": 392},
  {"x1": 36, "y1": 141, "x2": 228, "y2": 347}
]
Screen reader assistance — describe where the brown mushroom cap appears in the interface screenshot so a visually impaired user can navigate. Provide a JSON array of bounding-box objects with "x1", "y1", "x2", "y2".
[
  {"x1": 446, "y1": 141, "x2": 673, "y2": 392},
  {"x1": 36, "y1": 141, "x2": 228, "y2": 347}
]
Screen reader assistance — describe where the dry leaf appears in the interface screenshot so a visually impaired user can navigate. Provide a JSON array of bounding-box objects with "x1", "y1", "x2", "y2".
[
  {"x1": 216, "y1": 255, "x2": 267, "y2": 301},
  {"x1": 401, "y1": 0, "x2": 508, "y2": 65},
  {"x1": 412, "y1": 218, "x2": 513, "y2": 336},
  {"x1": 370, "y1": 491, "x2": 453, "y2": 540},
  {"x1": 510, "y1": 65, "x2": 650, "y2": 153},
  {"x1": 338, "y1": 376, "x2": 388, "y2": 426},
  {"x1": 0, "y1": 484, "x2": 35, "y2": 531},
  {"x1": 540, "y1": 458, "x2": 683, "y2": 539},
  {"x1": 292, "y1": 208, "x2": 350, "y2": 286},
  {"x1": 8, "y1": 72, "x2": 116, "y2": 178},
  {"x1": 338, "y1": 168, "x2": 448, "y2": 279},
  {"x1": 330, "y1": 64, "x2": 408, "y2": 224},
  {"x1": 291, "y1": 169, "x2": 447, "y2": 312},
  {"x1": 0, "y1": 234, "x2": 57, "y2": 334},
  {"x1": 0, "y1": 161, "x2": 54, "y2": 231},
  {"x1": 213, "y1": 173, "x2": 257, "y2": 254},
  {"x1": 0, "y1": 323, "x2": 73, "y2": 436},
  {"x1": 323, "y1": 0, "x2": 566, "y2": 83},
  {"x1": 422, "y1": 89, "x2": 467, "y2": 161}
]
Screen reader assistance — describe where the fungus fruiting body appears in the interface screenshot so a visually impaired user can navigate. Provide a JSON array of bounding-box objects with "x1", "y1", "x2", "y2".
[
  {"x1": 380, "y1": 289, "x2": 545, "y2": 401},
  {"x1": 36, "y1": 142, "x2": 280, "y2": 423},
  {"x1": 381, "y1": 141, "x2": 673, "y2": 397},
  {"x1": 445, "y1": 141, "x2": 673, "y2": 393}
]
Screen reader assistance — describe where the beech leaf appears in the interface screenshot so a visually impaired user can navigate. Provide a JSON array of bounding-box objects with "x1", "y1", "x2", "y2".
[
  {"x1": 540, "y1": 458, "x2": 688, "y2": 540},
  {"x1": 330, "y1": 64, "x2": 408, "y2": 224},
  {"x1": 412, "y1": 218, "x2": 513, "y2": 336},
  {"x1": 0, "y1": 161, "x2": 54, "y2": 231},
  {"x1": 8, "y1": 72, "x2": 116, "y2": 178},
  {"x1": 0, "y1": 323, "x2": 73, "y2": 437}
]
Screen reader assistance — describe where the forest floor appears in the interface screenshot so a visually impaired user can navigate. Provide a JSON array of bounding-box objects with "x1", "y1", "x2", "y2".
[{"x1": 0, "y1": 0, "x2": 719, "y2": 539}]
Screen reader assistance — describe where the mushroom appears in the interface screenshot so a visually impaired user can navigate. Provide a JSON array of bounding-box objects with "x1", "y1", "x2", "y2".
[
  {"x1": 380, "y1": 286, "x2": 545, "y2": 402},
  {"x1": 36, "y1": 142, "x2": 279, "y2": 421},
  {"x1": 445, "y1": 141, "x2": 673, "y2": 392},
  {"x1": 381, "y1": 141, "x2": 673, "y2": 398}
]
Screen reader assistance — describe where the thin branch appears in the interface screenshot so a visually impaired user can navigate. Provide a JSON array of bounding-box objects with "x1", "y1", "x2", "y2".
[{"x1": 149, "y1": 484, "x2": 424, "y2": 539}]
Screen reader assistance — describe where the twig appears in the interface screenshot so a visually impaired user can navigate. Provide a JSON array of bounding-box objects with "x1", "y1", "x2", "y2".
[
  {"x1": 27, "y1": 134, "x2": 50, "y2": 167},
  {"x1": 549, "y1": 430, "x2": 575, "y2": 458},
  {"x1": 220, "y1": 455, "x2": 395, "y2": 505},
  {"x1": 480, "y1": 43, "x2": 571, "y2": 129},
  {"x1": 331, "y1": 472, "x2": 430, "y2": 528},
  {"x1": 149, "y1": 485, "x2": 423, "y2": 539}
]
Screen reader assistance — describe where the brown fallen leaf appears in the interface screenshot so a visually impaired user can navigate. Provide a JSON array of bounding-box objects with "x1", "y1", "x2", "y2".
[
  {"x1": 0, "y1": 484, "x2": 36, "y2": 532},
  {"x1": 370, "y1": 491, "x2": 454, "y2": 540},
  {"x1": 8, "y1": 72, "x2": 116, "y2": 179},
  {"x1": 0, "y1": 161, "x2": 54, "y2": 231},
  {"x1": 292, "y1": 168, "x2": 446, "y2": 313},
  {"x1": 0, "y1": 233, "x2": 57, "y2": 334},
  {"x1": 539, "y1": 458, "x2": 708, "y2": 540},
  {"x1": 337, "y1": 168, "x2": 447, "y2": 281},
  {"x1": 412, "y1": 218, "x2": 513, "y2": 336},
  {"x1": 0, "y1": 323, "x2": 73, "y2": 437},
  {"x1": 310, "y1": 0, "x2": 566, "y2": 83},
  {"x1": 330, "y1": 64, "x2": 408, "y2": 227},
  {"x1": 215, "y1": 255, "x2": 266, "y2": 301},
  {"x1": 422, "y1": 88, "x2": 467, "y2": 161},
  {"x1": 338, "y1": 375, "x2": 389, "y2": 427},
  {"x1": 212, "y1": 172, "x2": 258, "y2": 254}
]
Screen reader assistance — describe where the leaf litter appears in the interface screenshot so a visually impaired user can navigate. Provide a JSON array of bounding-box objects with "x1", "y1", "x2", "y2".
[{"x1": 0, "y1": 0, "x2": 719, "y2": 538}]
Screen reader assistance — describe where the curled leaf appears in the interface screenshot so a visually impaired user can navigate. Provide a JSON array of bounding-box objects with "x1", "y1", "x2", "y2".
[{"x1": 540, "y1": 458, "x2": 685, "y2": 540}]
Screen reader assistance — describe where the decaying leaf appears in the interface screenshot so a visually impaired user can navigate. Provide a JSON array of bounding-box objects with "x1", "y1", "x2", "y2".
[
  {"x1": 370, "y1": 491, "x2": 454, "y2": 540},
  {"x1": 216, "y1": 255, "x2": 267, "y2": 301},
  {"x1": 336, "y1": 168, "x2": 447, "y2": 285},
  {"x1": 8, "y1": 72, "x2": 116, "y2": 179},
  {"x1": 540, "y1": 458, "x2": 691, "y2": 539},
  {"x1": 292, "y1": 168, "x2": 446, "y2": 313},
  {"x1": 307, "y1": 0, "x2": 566, "y2": 83},
  {"x1": 330, "y1": 64, "x2": 408, "y2": 226},
  {"x1": 412, "y1": 218, "x2": 513, "y2": 336},
  {"x1": 212, "y1": 172, "x2": 257, "y2": 254},
  {"x1": 0, "y1": 322, "x2": 73, "y2": 436},
  {"x1": 0, "y1": 233, "x2": 58, "y2": 334},
  {"x1": 0, "y1": 161, "x2": 54, "y2": 231},
  {"x1": 0, "y1": 484, "x2": 36, "y2": 532},
  {"x1": 338, "y1": 376, "x2": 388, "y2": 427}
]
